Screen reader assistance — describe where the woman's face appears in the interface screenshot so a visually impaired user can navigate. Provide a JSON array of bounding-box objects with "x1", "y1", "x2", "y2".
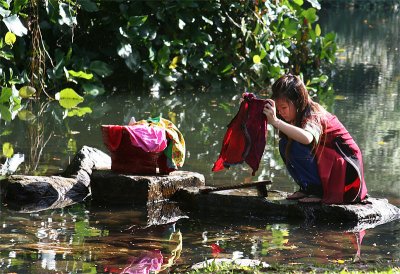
[{"x1": 275, "y1": 98, "x2": 296, "y2": 123}]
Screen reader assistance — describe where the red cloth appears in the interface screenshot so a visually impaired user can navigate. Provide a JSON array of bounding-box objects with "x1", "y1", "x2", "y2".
[
  {"x1": 212, "y1": 93, "x2": 268, "y2": 175},
  {"x1": 316, "y1": 113, "x2": 367, "y2": 204}
]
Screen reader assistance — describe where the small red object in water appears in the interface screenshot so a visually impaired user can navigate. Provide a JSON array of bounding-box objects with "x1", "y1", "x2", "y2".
[{"x1": 210, "y1": 243, "x2": 224, "y2": 255}]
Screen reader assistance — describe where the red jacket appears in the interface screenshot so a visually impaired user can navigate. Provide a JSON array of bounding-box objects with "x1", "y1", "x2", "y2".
[{"x1": 316, "y1": 113, "x2": 368, "y2": 204}]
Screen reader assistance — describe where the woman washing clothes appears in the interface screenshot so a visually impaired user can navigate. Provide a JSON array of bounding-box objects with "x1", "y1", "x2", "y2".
[{"x1": 263, "y1": 74, "x2": 368, "y2": 204}]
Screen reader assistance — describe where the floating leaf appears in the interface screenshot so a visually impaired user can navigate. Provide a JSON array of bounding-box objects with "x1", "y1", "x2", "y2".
[
  {"x1": 19, "y1": 86, "x2": 36, "y2": 98},
  {"x1": 5, "y1": 31, "x2": 16, "y2": 45},
  {"x1": 67, "y1": 70, "x2": 93, "y2": 80},
  {"x1": 55, "y1": 88, "x2": 84, "y2": 109},
  {"x1": 2, "y1": 142, "x2": 14, "y2": 158}
]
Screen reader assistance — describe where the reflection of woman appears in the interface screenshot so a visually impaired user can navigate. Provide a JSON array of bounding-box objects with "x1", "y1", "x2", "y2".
[{"x1": 263, "y1": 74, "x2": 368, "y2": 204}]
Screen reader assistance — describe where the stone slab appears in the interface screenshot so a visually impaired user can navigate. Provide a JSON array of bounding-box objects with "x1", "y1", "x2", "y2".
[
  {"x1": 174, "y1": 187, "x2": 400, "y2": 230},
  {"x1": 90, "y1": 170, "x2": 205, "y2": 205}
]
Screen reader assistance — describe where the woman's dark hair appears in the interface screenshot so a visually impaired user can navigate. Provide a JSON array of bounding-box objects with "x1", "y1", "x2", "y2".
[{"x1": 271, "y1": 74, "x2": 325, "y2": 159}]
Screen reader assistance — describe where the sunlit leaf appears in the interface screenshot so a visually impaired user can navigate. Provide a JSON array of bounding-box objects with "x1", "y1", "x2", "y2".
[
  {"x1": 169, "y1": 56, "x2": 179, "y2": 69},
  {"x1": 253, "y1": 55, "x2": 261, "y2": 64},
  {"x1": 58, "y1": 3, "x2": 77, "y2": 27},
  {"x1": 0, "y1": 7, "x2": 11, "y2": 17},
  {"x1": 292, "y1": 0, "x2": 304, "y2": 5},
  {"x1": 178, "y1": 19, "x2": 186, "y2": 30},
  {"x1": 283, "y1": 18, "x2": 298, "y2": 38},
  {"x1": 2, "y1": 142, "x2": 14, "y2": 158},
  {"x1": 55, "y1": 88, "x2": 84, "y2": 109},
  {"x1": 67, "y1": 107, "x2": 92, "y2": 117},
  {"x1": 5, "y1": 31, "x2": 16, "y2": 45},
  {"x1": 315, "y1": 23, "x2": 321, "y2": 36},
  {"x1": 17, "y1": 109, "x2": 36, "y2": 121},
  {"x1": 19, "y1": 86, "x2": 36, "y2": 98},
  {"x1": 306, "y1": 0, "x2": 321, "y2": 9},
  {"x1": 67, "y1": 70, "x2": 93, "y2": 80},
  {"x1": 3, "y1": 14, "x2": 28, "y2": 36}
]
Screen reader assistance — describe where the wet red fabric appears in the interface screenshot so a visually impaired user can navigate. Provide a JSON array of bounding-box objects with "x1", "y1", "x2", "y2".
[
  {"x1": 212, "y1": 93, "x2": 268, "y2": 175},
  {"x1": 316, "y1": 113, "x2": 367, "y2": 204}
]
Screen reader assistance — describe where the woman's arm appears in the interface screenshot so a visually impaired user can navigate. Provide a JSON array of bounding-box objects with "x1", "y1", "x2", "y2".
[{"x1": 263, "y1": 99, "x2": 314, "y2": 145}]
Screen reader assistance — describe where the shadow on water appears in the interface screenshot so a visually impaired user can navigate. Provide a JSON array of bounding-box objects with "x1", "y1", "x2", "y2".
[{"x1": 0, "y1": 5, "x2": 399, "y2": 273}]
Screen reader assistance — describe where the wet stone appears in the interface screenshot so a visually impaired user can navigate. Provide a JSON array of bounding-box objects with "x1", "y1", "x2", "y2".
[{"x1": 90, "y1": 170, "x2": 205, "y2": 205}]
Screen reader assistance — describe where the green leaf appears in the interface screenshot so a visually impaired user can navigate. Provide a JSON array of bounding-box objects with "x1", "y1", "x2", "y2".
[
  {"x1": 67, "y1": 107, "x2": 92, "y2": 117},
  {"x1": 128, "y1": 15, "x2": 148, "y2": 27},
  {"x1": 283, "y1": 18, "x2": 298, "y2": 38},
  {"x1": 301, "y1": 8, "x2": 318, "y2": 23},
  {"x1": 89, "y1": 61, "x2": 112, "y2": 77},
  {"x1": 19, "y1": 86, "x2": 36, "y2": 98},
  {"x1": 55, "y1": 88, "x2": 84, "y2": 109},
  {"x1": 67, "y1": 70, "x2": 93, "y2": 80},
  {"x1": 0, "y1": 105, "x2": 12, "y2": 121},
  {"x1": 292, "y1": 0, "x2": 304, "y2": 5},
  {"x1": 2, "y1": 142, "x2": 14, "y2": 158},
  {"x1": 0, "y1": 87, "x2": 12, "y2": 103},
  {"x1": 315, "y1": 23, "x2": 321, "y2": 36},
  {"x1": 12, "y1": 0, "x2": 28, "y2": 13},
  {"x1": 221, "y1": 63, "x2": 233, "y2": 74},
  {"x1": 157, "y1": 45, "x2": 170, "y2": 66},
  {"x1": 2, "y1": 14, "x2": 28, "y2": 36}
]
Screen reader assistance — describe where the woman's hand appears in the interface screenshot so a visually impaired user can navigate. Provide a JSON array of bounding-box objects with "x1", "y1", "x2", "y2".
[{"x1": 263, "y1": 99, "x2": 280, "y2": 127}]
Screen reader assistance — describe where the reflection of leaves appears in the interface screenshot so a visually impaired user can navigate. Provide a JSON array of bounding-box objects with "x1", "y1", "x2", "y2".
[
  {"x1": 67, "y1": 138, "x2": 77, "y2": 153},
  {"x1": 67, "y1": 107, "x2": 92, "y2": 117},
  {"x1": 2, "y1": 142, "x2": 14, "y2": 158},
  {"x1": 55, "y1": 88, "x2": 84, "y2": 109},
  {"x1": 73, "y1": 220, "x2": 108, "y2": 244},
  {"x1": 17, "y1": 109, "x2": 36, "y2": 121}
]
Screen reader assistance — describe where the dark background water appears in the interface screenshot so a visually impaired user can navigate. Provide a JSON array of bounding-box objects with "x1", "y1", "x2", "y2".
[{"x1": 0, "y1": 6, "x2": 399, "y2": 273}]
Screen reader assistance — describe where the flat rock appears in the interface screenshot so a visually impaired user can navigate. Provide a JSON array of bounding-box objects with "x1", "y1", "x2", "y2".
[
  {"x1": 90, "y1": 170, "x2": 205, "y2": 205},
  {"x1": 174, "y1": 187, "x2": 400, "y2": 230},
  {"x1": 0, "y1": 175, "x2": 89, "y2": 212}
]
